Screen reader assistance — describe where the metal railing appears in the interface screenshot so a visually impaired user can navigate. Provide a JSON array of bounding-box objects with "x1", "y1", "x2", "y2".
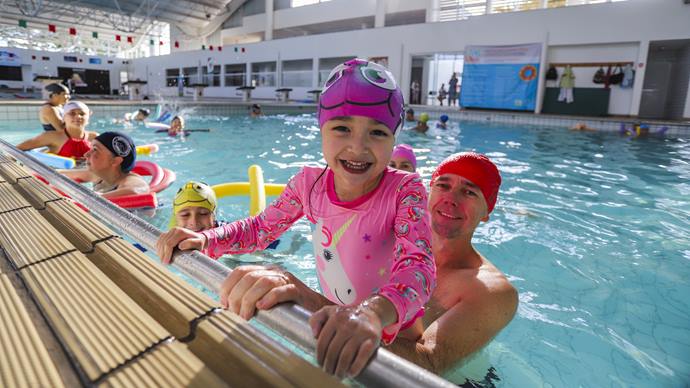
[{"x1": 0, "y1": 139, "x2": 455, "y2": 388}]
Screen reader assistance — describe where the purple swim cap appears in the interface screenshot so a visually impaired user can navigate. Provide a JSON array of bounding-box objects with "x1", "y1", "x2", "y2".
[
  {"x1": 318, "y1": 58, "x2": 404, "y2": 134},
  {"x1": 392, "y1": 144, "x2": 417, "y2": 169}
]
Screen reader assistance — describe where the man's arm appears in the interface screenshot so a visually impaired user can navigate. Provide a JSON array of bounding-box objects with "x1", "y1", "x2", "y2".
[
  {"x1": 388, "y1": 280, "x2": 518, "y2": 374},
  {"x1": 60, "y1": 168, "x2": 96, "y2": 182},
  {"x1": 100, "y1": 175, "x2": 149, "y2": 199}
]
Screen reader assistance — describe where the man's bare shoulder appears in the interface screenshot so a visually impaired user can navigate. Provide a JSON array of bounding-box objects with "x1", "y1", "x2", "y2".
[
  {"x1": 121, "y1": 173, "x2": 149, "y2": 191},
  {"x1": 433, "y1": 256, "x2": 517, "y2": 313}
]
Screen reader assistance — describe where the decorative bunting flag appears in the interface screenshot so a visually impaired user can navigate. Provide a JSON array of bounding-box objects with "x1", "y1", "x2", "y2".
[
  {"x1": 218, "y1": 46, "x2": 222, "y2": 52},
  {"x1": 159, "y1": 41, "x2": 163, "y2": 46},
  {"x1": 201, "y1": 45, "x2": 206, "y2": 50},
  {"x1": 92, "y1": 32, "x2": 98, "y2": 39},
  {"x1": 174, "y1": 41, "x2": 179, "y2": 48},
  {"x1": 48, "y1": 24, "x2": 56, "y2": 33},
  {"x1": 127, "y1": 36, "x2": 133, "y2": 43},
  {"x1": 234, "y1": 47, "x2": 238, "y2": 52},
  {"x1": 69, "y1": 27, "x2": 76, "y2": 35},
  {"x1": 241, "y1": 47, "x2": 245, "y2": 53},
  {"x1": 18, "y1": 20, "x2": 27, "y2": 28},
  {"x1": 115, "y1": 35, "x2": 121, "y2": 41},
  {"x1": 149, "y1": 39, "x2": 154, "y2": 45},
  {"x1": 209, "y1": 45, "x2": 213, "y2": 51}
]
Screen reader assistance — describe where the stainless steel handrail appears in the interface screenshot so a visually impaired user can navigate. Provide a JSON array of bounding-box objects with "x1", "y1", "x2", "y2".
[{"x1": 0, "y1": 139, "x2": 455, "y2": 387}]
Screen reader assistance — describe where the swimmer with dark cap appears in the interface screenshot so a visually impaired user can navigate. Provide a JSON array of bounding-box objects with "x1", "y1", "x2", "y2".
[
  {"x1": 250, "y1": 103, "x2": 263, "y2": 117},
  {"x1": 62, "y1": 131, "x2": 149, "y2": 199},
  {"x1": 40, "y1": 83, "x2": 70, "y2": 131}
]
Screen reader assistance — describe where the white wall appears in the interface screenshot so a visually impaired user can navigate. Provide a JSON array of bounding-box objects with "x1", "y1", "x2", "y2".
[
  {"x1": 222, "y1": 0, "x2": 425, "y2": 42},
  {"x1": 126, "y1": 0, "x2": 690, "y2": 114},
  {"x1": 547, "y1": 43, "x2": 639, "y2": 115},
  {"x1": 0, "y1": 47, "x2": 127, "y2": 93}
]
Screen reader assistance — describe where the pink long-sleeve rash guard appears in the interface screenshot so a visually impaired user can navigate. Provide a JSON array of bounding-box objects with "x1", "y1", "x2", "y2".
[{"x1": 201, "y1": 166, "x2": 436, "y2": 343}]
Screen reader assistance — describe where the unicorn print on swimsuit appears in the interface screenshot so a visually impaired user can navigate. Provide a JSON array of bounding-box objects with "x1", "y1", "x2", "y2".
[{"x1": 313, "y1": 215, "x2": 357, "y2": 304}]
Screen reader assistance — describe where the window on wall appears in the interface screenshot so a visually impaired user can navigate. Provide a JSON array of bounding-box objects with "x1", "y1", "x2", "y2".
[
  {"x1": 202, "y1": 65, "x2": 221, "y2": 86},
  {"x1": 318, "y1": 56, "x2": 355, "y2": 85},
  {"x1": 251, "y1": 62, "x2": 276, "y2": 87},
  {"x1": 291, "y1": 0, "x2": 332, "y2": 7},
  {"x1": 224, "y1": 64, "x2": 246, "y2": 86},
  {"x1": 282, "y1": 59, "x2": 312, "y2": 87},
  {"x1": 182, "y1": 67, "x2": 198, "y2": 85},
  {"x1": 166, "y1": 68, "x2": 179, "y2": 87},
  {"x1": 0, "y1": 65, "x2": 22, "y2": 81}
]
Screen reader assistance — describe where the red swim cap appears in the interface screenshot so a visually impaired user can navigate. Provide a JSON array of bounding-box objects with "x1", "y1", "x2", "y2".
[{"x1": 431, "y1": 152, "x2": 501, "y2": 213}]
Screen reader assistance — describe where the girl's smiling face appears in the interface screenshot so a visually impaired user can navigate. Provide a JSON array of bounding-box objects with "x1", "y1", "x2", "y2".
[
  {"x1": 321, "y1": 115, "x2": 395, "y2": 199},
  {"x1": 64, "y1": 108, "x2": 89, "y2": 131},
  {"x1": 175, "y1": 206, "x2": 215, "y2": 232}
]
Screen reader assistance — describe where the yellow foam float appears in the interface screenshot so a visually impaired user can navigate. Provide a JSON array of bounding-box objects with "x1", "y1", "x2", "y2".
[{"x1": 212, "y1": 165, "x2": 285, "y2": 216}]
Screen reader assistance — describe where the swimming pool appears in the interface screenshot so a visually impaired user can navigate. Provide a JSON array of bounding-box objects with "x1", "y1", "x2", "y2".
[{"x1": 2, "y1": 111, "x2": 688, "y2": 387}]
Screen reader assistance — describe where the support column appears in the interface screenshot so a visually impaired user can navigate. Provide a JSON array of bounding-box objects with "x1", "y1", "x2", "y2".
[
  {"x1": 246, "y1": 62, "x2": 253, "y2": 86},
  {"x1": 265, "y1": 0, "x2": 274, "y2": 41},
  {"x1": 313, "y1": 57, "x2": 320, "y2": 88},
  {"x1": 629, "y1": 40, "x2": 649, "y2": 117},
  {"x1": 375, "y1": 0, "x2": 386, "y2": 28},
  {"x1": 535, "y1": 32, "x2": 549, "y2": 114},
  {"x1": 426, "y1": 0, "x2": 439, "y2": 23}
]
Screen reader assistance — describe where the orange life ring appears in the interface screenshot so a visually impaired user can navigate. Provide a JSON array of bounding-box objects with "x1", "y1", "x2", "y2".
[{"x1": 519, "y1": 65, "x2": 537, "y2": 81}]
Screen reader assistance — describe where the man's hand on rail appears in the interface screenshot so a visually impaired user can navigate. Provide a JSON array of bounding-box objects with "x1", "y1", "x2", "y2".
[
  {"x1": 155, "y1": 227, "x2": 206, "y2": 264},
  {"x1": 218, "y1": 265, "x2": 331, "y2": 319},
  {"x1": 309, "y1": 304, "x2": 383, "y2": 379}
]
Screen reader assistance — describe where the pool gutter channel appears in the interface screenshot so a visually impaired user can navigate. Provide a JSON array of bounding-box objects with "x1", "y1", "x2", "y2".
[{"x1": 0, "y1": 139, "x2": 455, "y2": 388}]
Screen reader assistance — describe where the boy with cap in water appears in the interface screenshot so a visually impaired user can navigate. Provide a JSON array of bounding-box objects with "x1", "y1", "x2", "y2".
[
  {"x1": 171, "y1": 181, "x2": 218, "y2": 232},
  {"x1": 412, "y1": 113, "x2": 429, "y2": 133},
  {"x1": 62, "y1": 131, "x2": 149, "y2": 199}
]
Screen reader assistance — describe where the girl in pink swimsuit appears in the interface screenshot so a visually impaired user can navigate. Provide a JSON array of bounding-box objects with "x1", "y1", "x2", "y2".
[{"x1": 157, "y1": 58, "x2": 435, "y2": 377}]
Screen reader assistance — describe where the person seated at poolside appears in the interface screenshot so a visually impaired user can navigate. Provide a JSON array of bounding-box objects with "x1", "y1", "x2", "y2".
[
  {"x1": 389, "y1": 144, "x2": 417, "y2": 173},
  {"x1": 211, "y1": 152, "x2": 518, "y2": 381},
  {"x1": 40, "y1": 83, "x2": 70, "y2": 131},
  {"x1": 412, "y1": 112, "x2": 429, "y2": 133},
  {"x1": 124, "y1": 108, "x2": 151, "y2": 122},
  {"x1": 405, "y1": 108, "x2": 416, "y2": 122},
  {"x1": 437, "y1": 114, "x2": 449, "y2": 130},
  {"x1": 62, "y1": 131, "x2": 148, "y2": 199},
  {"x1": 250, "y1": 103, "x2": 263, "y2": 117},
  {"x1": 18, "y1": 101, "x2": 97, "y2": 161},
  {"x1": 570, "y1": 122, "x2": 595, "y2": 131}
]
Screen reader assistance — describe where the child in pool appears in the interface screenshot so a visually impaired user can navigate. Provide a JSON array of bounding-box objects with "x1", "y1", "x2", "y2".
[
  {"x1": 436, "y1": 114, "x2": 449, "y2": 129},
  {"x1": 388, "y1": 144, "x2": 417, "y2": 173},
  {"x1": 171, "y1": 181, "x2": 218, "y2": 232},
  {"x1": 167, "y1": 116, "x2": 185, "y2": 136},
  {"x1": 412, "y1": 112, "x2": 429, "y2": 133},
  {"x1": 18, "y1": 101, "x2": 98, "y2": 161},
  {"x1": 157, "y1": 58, "x2": 436, "y2": 378}
]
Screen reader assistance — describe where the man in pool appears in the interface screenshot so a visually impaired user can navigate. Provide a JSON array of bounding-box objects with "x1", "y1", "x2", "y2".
[
  {"x1": 385, "y1": 152, "x2": 517, "y2": 374},
  {"x1": 214, "y1": 152, "x2": 517, "y2": 378},
  {"x1": 62, "y1": 131, "x2": 149, "y2": 199}
]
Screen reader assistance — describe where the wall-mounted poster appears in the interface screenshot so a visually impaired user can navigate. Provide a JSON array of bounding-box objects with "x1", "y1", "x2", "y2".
[{"x1": 460, "y1": 43, "x2": 541, "y2": 111}]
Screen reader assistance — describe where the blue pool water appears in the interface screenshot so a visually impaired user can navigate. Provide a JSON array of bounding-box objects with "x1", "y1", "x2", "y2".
[{"x1": 2, "y1": 112, "x2": 689, "y2": 387}]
